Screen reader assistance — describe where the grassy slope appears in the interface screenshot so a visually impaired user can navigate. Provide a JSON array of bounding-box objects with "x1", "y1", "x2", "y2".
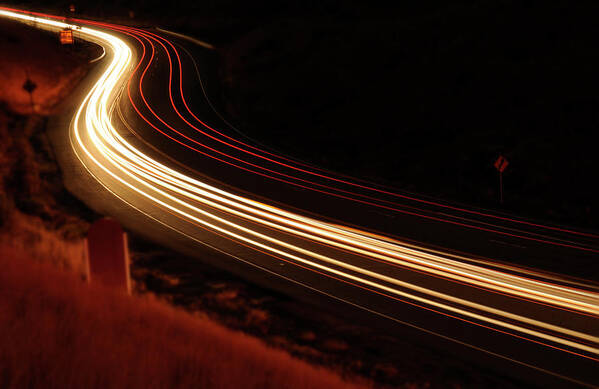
[{"x1": 0, "y1": 248, "x2": 367, "y2": 389}]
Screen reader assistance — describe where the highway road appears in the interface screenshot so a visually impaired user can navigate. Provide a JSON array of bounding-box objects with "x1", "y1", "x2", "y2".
[{"x1": 1, "y1": 7, "x2": 598, "y2": 387}]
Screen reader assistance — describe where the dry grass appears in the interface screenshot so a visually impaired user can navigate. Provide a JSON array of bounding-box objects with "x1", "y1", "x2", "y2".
[{"x1": 0, "y1": 248, "x2": 369, "y2": 389}]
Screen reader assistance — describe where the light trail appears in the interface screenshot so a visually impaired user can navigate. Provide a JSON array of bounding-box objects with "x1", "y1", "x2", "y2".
[
  {"x1": 107, "y1": 21, "x2": 599, "y2": 316},
  {"x1": 2, "y1": 7, "x2": 598, "y2": 379},
  {"x1": 138, "y1": 28, "x2": 599, "y2": 240},
  {"x1": 4, "y1": 10, "x2": 599, "y2": 257},
  {"x1": 2, "y1": 8, "x2": 599, "y2": 253},
  {"x1": 124, "y1": 25, "x2": 599, "y2": 254},
  {"x1": 147, "y1": 32, "x2": 598, "y2": 242}
]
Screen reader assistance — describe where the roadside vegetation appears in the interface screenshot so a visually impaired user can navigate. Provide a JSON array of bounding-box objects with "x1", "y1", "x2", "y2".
[{"x1": 0, "y1": 248, "x2": 369, "y2": 389}]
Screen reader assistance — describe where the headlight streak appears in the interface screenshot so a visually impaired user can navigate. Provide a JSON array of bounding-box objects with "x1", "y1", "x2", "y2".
[
  {"x1": 114, "y1": 25, "x2": 599, "y2": 313},
  {"x1": 123, "y1": 26, "x2": 599, "y2": 255},
  {"x1": 124, "y1": 25, "x2": 599, "y2": 314},
  {"x1": 2, "y1": 8, "x2": 599, "y2": 253},
  {"x1": 91, "y1": 120, "x2": 599, "y2": 319},
  {"x1": 115, "y1": 97, "x2": 599, "y2": 330},
  {"x1": 114, "y1": 73, "x2": 599, "y2": 314},
  {"x1": 2, "y1": 6, "x2": 598, "y2": 370},
  {"x1": 42, "y1": 14, "x2": 590, "y2": 258},
  {"x1": 67, "y1": 117, "x2": 599, "y2": 351},
  {"x1": 133, "y1": 28, "x2": 599, "y2": 242}
]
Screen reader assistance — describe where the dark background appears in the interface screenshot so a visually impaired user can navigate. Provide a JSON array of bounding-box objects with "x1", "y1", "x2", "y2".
[{"x1": 11, "y1": 0, "x2": 599, "y2": 229}]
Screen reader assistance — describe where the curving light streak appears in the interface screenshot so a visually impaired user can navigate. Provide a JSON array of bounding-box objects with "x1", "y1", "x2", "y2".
[
  {"x1": 137, "y1": 27, "x2": 599, "y2": 243},
  {"x1": 74, "y1": 17, "x2": 599, "y2": 256},
  {"x1": 113, "y1": 25, "x2": 599, "y2": 314},
  {"x1": 2, "y1": 8, "x2": 598, "y2": 364}
]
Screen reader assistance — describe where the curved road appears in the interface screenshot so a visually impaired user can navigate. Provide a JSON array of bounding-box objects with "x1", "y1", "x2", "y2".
[{"x1": 1, "y1": 8, "x2": 598, "y2": 387}]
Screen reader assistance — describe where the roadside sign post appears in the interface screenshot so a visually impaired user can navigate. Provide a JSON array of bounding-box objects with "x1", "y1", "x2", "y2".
[{"x1": 493, "y1": 155, "x2": 509, "y2": 204}]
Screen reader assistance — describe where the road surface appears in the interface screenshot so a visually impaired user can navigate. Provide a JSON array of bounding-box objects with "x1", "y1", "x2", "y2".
[{"x1": 1, "y1": 7, "x2": 597, "y2": 387}]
